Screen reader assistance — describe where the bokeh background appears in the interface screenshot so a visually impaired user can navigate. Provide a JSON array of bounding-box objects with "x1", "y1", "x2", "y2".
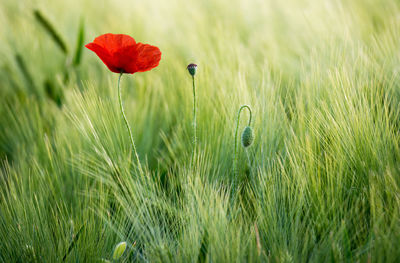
[{"x1": 1, "y1": 0, "x2": 400, "y2": 262}]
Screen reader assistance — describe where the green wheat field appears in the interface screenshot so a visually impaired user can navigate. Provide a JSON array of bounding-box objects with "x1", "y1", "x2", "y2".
[{"x1": 1, "y1": 0, "x2": 400, "y2": 262}]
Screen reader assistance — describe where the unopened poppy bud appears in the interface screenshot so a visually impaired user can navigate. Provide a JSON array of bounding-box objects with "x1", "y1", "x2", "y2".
[
  {"x1": 187, "y1": 63, "x2": 197, "y2": 76},
  {"x1": 241, "y1": 126, "x2": 254, "y2": 148},
  {"x1": 112, "y1": 241, "x2": 127, "y2": 260}
]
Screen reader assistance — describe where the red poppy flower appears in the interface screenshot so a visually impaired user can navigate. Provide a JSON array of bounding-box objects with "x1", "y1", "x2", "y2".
[{"x1": 85, "y1": 33, "x2": 161, "y2": 74}]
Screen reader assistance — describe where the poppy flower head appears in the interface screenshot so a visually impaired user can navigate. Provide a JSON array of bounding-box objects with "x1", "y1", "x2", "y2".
[
  {"x1": 85, "y1": 33, "x2": 161, "y2": 74},
  {"x1": 187, "y1": 63, "x2": 197, "y2": 76}
]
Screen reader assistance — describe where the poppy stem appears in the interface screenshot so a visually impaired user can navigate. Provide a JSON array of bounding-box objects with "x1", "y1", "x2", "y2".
[
  {"x1": 118, "y1": 72, "x2": 142, "y2": 173},
  {"x1": 233, "y1": 105, "x2": 252, "y2": 183},
  {"x1": 192, "y1": 75, "x2": 197, "y2": 155},
  {"x1": 245, "y1": 148, "x2": 252, "y2": 174}
]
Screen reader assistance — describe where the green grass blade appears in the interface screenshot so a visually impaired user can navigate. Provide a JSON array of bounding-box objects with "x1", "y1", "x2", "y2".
[
  {"x1": 73, "y1": 18, "x2": 85, "y2": 67},
  {"x1": 14, "y1": 53, "x2": 35, "y2": 91},
  {"x1": 62, "y1": 223, "x2": 85, "y2": 261},
  {"x1": 33, "y1": 10, "x2": 68, "y2": 54},
  {"x1": 44, "y1": 79, "x2": 63, "y2": 107},
  {"x1": 197, "y1": 230, "x2": 208, "y2": 263}
]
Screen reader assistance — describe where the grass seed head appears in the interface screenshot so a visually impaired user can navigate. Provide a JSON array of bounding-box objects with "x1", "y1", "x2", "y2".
[{"x1": 112, "y1": 241, "x2": 127, "y2": 260}]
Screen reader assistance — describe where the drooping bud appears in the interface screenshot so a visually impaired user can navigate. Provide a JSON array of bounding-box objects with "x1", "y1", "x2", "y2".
[
  {"x1": 187, "y1": 63, "x2": 197, "y2": 76},
  {"x1": 241, "y1": 126, "x2": 254, "y2": 148},
  {"x1": 112, "y1": 241, "x2": 127, "y2": 260}
]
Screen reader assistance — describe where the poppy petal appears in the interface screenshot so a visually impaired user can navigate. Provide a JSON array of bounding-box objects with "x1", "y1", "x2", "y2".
[
  {"x1": 92, "y1": 33, "x2": 136, "y2": 53},
  {"x1": 85, "y1": 33, "x2": 161, "y2": 74},
  {"x1": 134, "y1": 43, "x2": 162, "y2": 73},
  {"x1": 112, "y1": 45, "x2": 140, "y2": 73},
  {"x1": 85, "y1": 42, "x2": 121, "y2": 73}
]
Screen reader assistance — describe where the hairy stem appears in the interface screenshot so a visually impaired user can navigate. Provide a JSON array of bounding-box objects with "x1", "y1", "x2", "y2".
[
  {"x1": 192, "y1": 75, "x2": 197, "y2": 153},
  {"x1": 245, "y1": 149, "x2": 252, "y2": 174},
  {"x1": 118, "y1": 73, "x2": 142, "y2": 173}
]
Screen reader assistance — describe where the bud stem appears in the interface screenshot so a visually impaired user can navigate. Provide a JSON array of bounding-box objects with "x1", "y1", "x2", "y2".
[
  {"x1": 192, "y1": 75, "x2": 197, "y2": 155},
  {"x1": 118, "y1": 72, "x2": 142, "y2": 173},
  {"x1": 233, "y1": 105, "x2": 252, "y2": 178},
  {"x1": 245, "y1": 148, "x2": 252, "y2": 173}
]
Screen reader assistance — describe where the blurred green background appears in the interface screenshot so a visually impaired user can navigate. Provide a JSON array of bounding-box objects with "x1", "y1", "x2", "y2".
[{"x1": 1, "y1": 0, "x2": 400, "y2": 262}]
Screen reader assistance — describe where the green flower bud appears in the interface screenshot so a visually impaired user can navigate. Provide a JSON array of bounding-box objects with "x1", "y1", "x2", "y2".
[
  {"x1": 187, "y1": 63, "x2": 197, "y2": 76},
  {"x1": 112, "y1": 241, "x2": 127, "y2": 260},
  {"x1": 241, "y1": 126, "x2": 254, "y2": 148}
]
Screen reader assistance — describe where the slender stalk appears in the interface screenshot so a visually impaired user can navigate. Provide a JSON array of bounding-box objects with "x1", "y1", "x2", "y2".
[
  {"x1": 118, "y1": 73, "x2": 142, "y2": 173},
  {"x1": 245, "y1": 149, "x2": 252, "y2": 171},
  {"x1": 233, "y1": 105, "x2": 252, "y2": 176},
  {"x1": 192, "y1": 75, "x2": 197, "y2": 153}
]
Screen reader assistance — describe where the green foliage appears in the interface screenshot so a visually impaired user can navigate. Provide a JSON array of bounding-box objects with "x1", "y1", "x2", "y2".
[
  {"x1": 34, "y1": 10, "x2": 68, "y2": 54},
  {"x1": 112, "y1": 241, "x2": 127, "y2": 260},
  {"x1": 73, "y1": 18, "x2": 85, "y2": 67},
  {"x1": 14, "y1": 53, "x2": 36, "y2": 92},
  {"x1": 1, "y1": 0, "x2": 400, "y2": 262}
]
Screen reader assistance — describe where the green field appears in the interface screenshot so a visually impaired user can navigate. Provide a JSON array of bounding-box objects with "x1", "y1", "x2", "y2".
[{"x1": 1, "y1": 0, "x2": 400, "y2": 262}]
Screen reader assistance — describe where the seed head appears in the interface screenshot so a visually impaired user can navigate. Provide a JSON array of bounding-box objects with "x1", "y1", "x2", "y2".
[
  {"x1": 241, "y1": 126, "x2": 254, "y2": 148},
  {"x1": 112, "y1": 241, "x2": 127, "y2": 260},
  {"x1": 187, "y1": 63, "x2": 197, "y2": 76}
]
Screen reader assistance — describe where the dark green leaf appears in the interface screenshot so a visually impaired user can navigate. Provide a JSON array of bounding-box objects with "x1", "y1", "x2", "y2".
[
  {"x1": 15, "y1": 53, "x2": 35, "y2": 91},
  {"x1": 73, "y1": 18, "x2": 85, "y2": 66},
  {"x1": 34, "y1": 10, "x2": 68, "y2": 54}
]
